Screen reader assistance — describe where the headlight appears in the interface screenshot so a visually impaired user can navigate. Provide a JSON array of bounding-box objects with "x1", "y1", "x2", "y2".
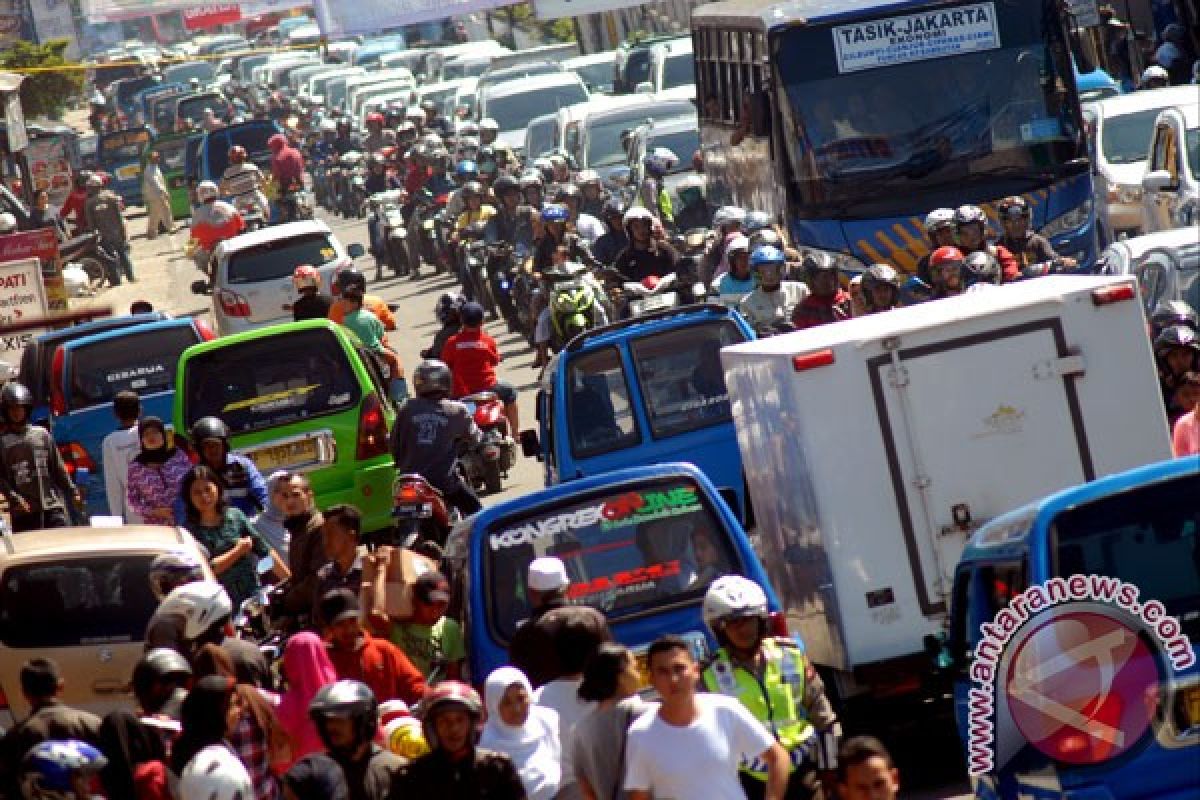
[
  {"x1": 1039, "y1": 197, "x2": 1093, "y2": 238},
  {"x1": 1116, "y1": 185, "x2": 1143, "y2": 204}
]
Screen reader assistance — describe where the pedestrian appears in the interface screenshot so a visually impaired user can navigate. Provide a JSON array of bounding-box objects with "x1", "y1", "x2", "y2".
[
  {"x1": 623, "y1": 635, "x2": 790, "y2": 800},
  {"x1": 284, "y1": 752, "x2": 350, "y2": 800},
  {"x1": 0, "y1": 382, "x2": 79, "y2": 532},
  {"x1": 0, "y1": 659, "x2": 102, "y2": 795},
  {"x1": 508, "y1": 556, "x2": 612, "y2": 689},
  {"x1": 83, "y1": 173, "x2": 135, "y2": 284},
  {"x1": 480, "y1": 667, "x2": 562, "y2": 800},
  {"x1": 278, "y1": 472, "x2": 327, "y2": 618},
  {"x1": 389, "y1": 570, "x2": 466, "y2": 683},
  {"x1": 60, "y1": 172, "x2": 90, "y2": 235},
  {"x1": 308, "y1": 681, "x2": 404, "y2": 800},
  {"x1": 389, "y1": 681, "x2": 527, "y2": 799},
  {"x1": 334, "y1": 269, "x2": 407, "y2": 403},
  {"x1": 142, "y1": 150, "x2": 175, "y2": 239},
  {"x1": 101, "y1": 390, "x2": 142, "y2": 522},
  {"x1": 1171, "y1": 372, "x2": 1200, "y2": 457},
  {"x1": 836, "y1": 737, "x2": 900, "y2": 800},
  {"x1": 276, "y1": 633, "x2": 339, "y2": 770},
  {"x1": 254, "y1": 470, "x2": 292, "y2": 562},
  {"x1": 29, "y1": 190, "x2": 61, "y2": 232},
  {"x1": 171, "y1": 675, "x2": 253, "y2": 781},
  {"x1": 313, "y1": 505, "x2": 365, "y2": 620},
  {"x1": 572, "y1": 644, "x2": 652, "y2": 800},
  {"x1": 319, "y1": 589, "x2": 427, "y2": 707},
  {"x1": 189, "y1": 416, "x2": 269, "y2": 517},
  {"x1": 181, "y1": 465, "x2": 290, "y2": 610},
  {"x1": 126, "y1": 416, "x2": 191, "y2": 526}
]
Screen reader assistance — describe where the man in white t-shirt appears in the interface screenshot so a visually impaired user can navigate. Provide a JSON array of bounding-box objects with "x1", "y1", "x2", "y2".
[
  {"x1": 101, "y1": 390, "x2": 142, "y2": 522},
  {"x1": 625, "y1": 635, "x2": 789, "y2": 800}
]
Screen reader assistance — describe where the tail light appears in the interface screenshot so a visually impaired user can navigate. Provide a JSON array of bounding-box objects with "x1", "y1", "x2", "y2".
[
  {"x1": 356, "y1": 392, "x2": 389, "y2": 459},
  {"x1": 792, "y1": 349, "x2": 835, "y2": 371},
  {"x1": 58, "y1": 442, "x2": 96, "y2": 478},
  {"x1": 395, "y1": 481, "x2": 422, "y2": 503},
  {"x1": 768, "y1": 611, "x2": 789, "y2": 639},
  {"x1": 194, "y1": 318, "x2": 216, "y2": 341},
  {"x1": 217, "y1": 288, "x2": 252, "y2": 317},
  {"x1": 1092, "y1": 282, "x2": 1136, "y2": 306},
  {"x1": 50, "y1": 346, "x2": 66, "y2": 416}
]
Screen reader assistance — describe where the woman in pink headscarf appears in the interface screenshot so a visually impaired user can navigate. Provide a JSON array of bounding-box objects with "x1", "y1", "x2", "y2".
[{"x1": 273, "y1": 631, "x2": 337, "y2": 772}]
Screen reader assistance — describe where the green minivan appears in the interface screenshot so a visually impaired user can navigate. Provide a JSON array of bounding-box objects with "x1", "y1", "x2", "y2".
[{"x1": 174, "y1": 320, "x2": 397, "y2": 533}]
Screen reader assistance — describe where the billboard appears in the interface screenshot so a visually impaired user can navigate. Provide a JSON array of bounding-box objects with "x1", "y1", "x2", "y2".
[{"x1": 313, "y1": 0, "x2": 521, "y2": 36}]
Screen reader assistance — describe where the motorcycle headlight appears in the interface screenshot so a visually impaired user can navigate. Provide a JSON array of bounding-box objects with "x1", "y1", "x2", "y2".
[
  {"x1": 1116, "y1": 185, "x2": 1143, "y2": 205},
  {"x1": 1039, "y1": 197, "x2": 1093, "y2": 238}
]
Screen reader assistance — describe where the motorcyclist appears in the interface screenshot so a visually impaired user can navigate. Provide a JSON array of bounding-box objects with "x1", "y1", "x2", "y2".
[
  {"x1": 1155, "y1": 325, "x2": 1200, "y2": 422},
  {"x1": 1150, "y1": 301, "x2": 1199, "y2": 342},
  {"x1": 484, "y1": 175, "x2": 536, "y2": 258},
  {"x1": 791, "y1": 253, "x2": 853, "y2": 330},
  {"x1": 713, "y1": 234, "x2": 756, "y2": 304},
  {"x1": 995, "y1": 195, "x2": 1076, "y2": 278},
  {"x1": 955, "y1": 204, "x2": 1018, "y2": 283},
  {"x1": 364, "y1": 111, "x2": 389, "y2": 153},
  {"x1": 422, "y1": 100, "x2": 452, "y2": 138},
  {"x1": 190, "y1": 181, "x2": 245, "y2": 276},
  {"x1": 290, "y1": 264, "x2": 333, "y2": 321},
  {"x1": 390, "y1": 681, "x2": 526, "y2": 799},
  {"x1": 739, "y1": 246, "x2": 809, "y2": 334},
  {"x1": 309, "y1": 680, "x2": 404, "y2": 800},
  {"x1": 333, "y1": 119, "x2": 362, "y2": 156},
  {"x1": 0, "y1": 382, "x2": 78, "y2": 531},
  {"x1": 453, "y1": 181, "x2": 495, "y2": 237},
  {"x1": 700, "y1": 576, "x2": 841, "y2": 800},
  {"x1": 84, "y1": 173, "x2": 135, "y2": 285},
  {"x1": 613, "y1": 206, "x2": 679, "y2": 283},
  {"x1": 860, "y1": 263, "x2": 902, "y2": 313},
  {"x1": 445, "y1": 159, "x2": 479, "y2": 222},
  {"x1": 674, "y1": 174, "x2": 711, "y2": 232},
  {"x1": 395, "y1": 120, "x2": 418, "y2": 153},
  {"x1": 330, "y1": 267, "x2": 398, "y2": 330},
  {"x1": 405, "y1": 105, "x2": 426, "y2": 136},
  {"x1": 637, "y1": 147, "x2": 678, "y2": 227},
  {"x1": 1139, "y1": 64, "x2": 1169, "y2": 90},
  {"x1": 189, "y1": 416, "x2": 269, "y2": 516},
  {"x1": 390, "y1": 360, "x2": 484, "y2": 516},
  {"x1": 927, "y1": 245, "x2": 967, "y2": 300},
  {"x1": 364, "y1": 154, "x2": 391, "y2": 196},
  {"x1": 268, "y1": 133, "x2": 306, "y2": 223},
  {"x1": 422, "y1": 292, "x2": 466, "y2": 360},
  {"x1": 592, "y1": 198, "x2": 629, "y2": 266},
  {"x1": 19, "y1": 740, "x2": 108, "y2": 800},
  {"x1": 478, "y1": 117, "x2": 515, "y2": 168},
  {"x1": 533, "y1": 204, "x2": 600, "y2": 272},
  {"x1": 703, "y1": 205, "x2": 747, "y2": 283},
  {"x1": 576, "y1": 169, "x2": 608, "y2": 217},
  {"x1": 219, "y1": 145, "x2": 269, "y2": 222},
  {"x1": 547, "y1": 152, "x2": 572, "y2": 188},
  {"x1": 336, "y1": 270, "x2": 408, "y2": 403},
  {"x1": 557, "y1": 183, "x2": 605, "y2": 244},
  {"x1": 534, "y1": 260, "x2": 610, "y2": 362},
  {"x1": 914, "y1": 208, "x2": 957, "y2": 285},
  {"x1": 519, "y1": 170, "x2": 545, "y2": 210},
  {"x1": 962, "y1": 250, "x2": 1002, "y2": 291},
  {"x1": 442, "y1": 302, "x2": 520, "y2": 437}
]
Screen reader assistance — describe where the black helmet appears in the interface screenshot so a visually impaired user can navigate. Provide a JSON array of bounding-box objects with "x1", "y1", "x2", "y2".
[
  {"x1": 802, "y1": 251, "x2": 838, "y2": 275},
  {"x1": 189, "y1": 416, "x2": 229, "y2": 447},
  {"x1": 0, "y1": 381, "x2": 33, "y2": 411},
  {"x1": 309, "y1": 680, "x2": 379, "y2": 750},
  {"x1": 1151, "y1": 301, "x2": 1198, "y2": 333},
  {"x1": 435, "y1": 292, "x2": 466, "y2": 325},
  {"x1": 493, "y1": 175, "x2": 519, "y2": 196},
  {"x1": 132, "y1": 648, "x2": 192, "y2": 697},
  {"x1": 962, "y1": 251, "x2": 1000, "y2": 286},
  {"x1": 336, "y1": 268, "x2": 367, "y2": 295},
  {"x1": 413, "y1": 360, "x2": 453, "y2": 399},
  {"x1": 556, "y1": 184, "x2": 581, "y2": 203},
  {"x1": 1155, "y1": 324, "x2": 1200, "y2": 357}
]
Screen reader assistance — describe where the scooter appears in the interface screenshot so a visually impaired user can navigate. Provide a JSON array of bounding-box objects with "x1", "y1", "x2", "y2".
[
  {"x1": 486, "y1": 242, "x2": 520, "y2": 332},
  {"x1": 459, "y1": 391, "x2": 515, "y2": 495},
  {"x1": 387, "y1": 473, "x2": 459, "y2": 548},
  {"x1": 457, "y1": 221, "x2": 494, "y2": 314},
  {"x1": 60, "y1": 230, "x2": 120, "y2": 292}
]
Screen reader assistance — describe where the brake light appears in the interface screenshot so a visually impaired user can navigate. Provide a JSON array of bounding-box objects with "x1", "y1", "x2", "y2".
[
  {"x1": 396, "y1": 483, "x2": 421, "y2": 502},
  {"x1": 792, "y1": 349, "x2": 835, "y2": 371},
  {"x1": 50, "y1": 347, "x2": 66, "y2": 416},
  {"x1": 58, "y1": 442, "x2": 96, "y2": 477},
  {"x1": 1092, "y1": 282, "x2": 1136, "y2": 306},
  {"x1": 193, "y1": 318, "x2": 216, "y2": 341},
  {"x1": 357, "y1": 392, "x2": 389, "y2": 459},
  {"x1": 768, "y1": 611, "x2": 789, "y2": 639},
  {"x1": 217, "y1": 288, "x2": 252, "y2": 317}
]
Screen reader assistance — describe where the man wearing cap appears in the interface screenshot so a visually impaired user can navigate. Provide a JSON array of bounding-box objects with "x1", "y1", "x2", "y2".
[
  {"x1": 83, "y1": 173, "x2": 134, "y2": 285},
  {"x1": 390, "y1": 571, "x2": 466, "y2": 683},
  {"x1": 508, "y1": 556, "x2": 612, "y2": 689},
  {"x1": 320, "y1": 589, "x2": 427, "y2": 706}
]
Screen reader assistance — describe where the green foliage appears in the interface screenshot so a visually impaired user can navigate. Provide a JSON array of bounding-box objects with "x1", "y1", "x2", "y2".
[{"x1": 0, "y1": 39, "x2": 84, "y2": 121}]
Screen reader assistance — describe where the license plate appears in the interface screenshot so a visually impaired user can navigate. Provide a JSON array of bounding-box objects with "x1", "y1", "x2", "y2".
[
  {"x1": 247, "y1": 438, "x2": 319, "y2": 472},
  {"x1": 393, "y1": 503, "x2": 432, "y2": 517},
  {"x1": 116, "y1": 165, "x2": 140, "y2": 180}
]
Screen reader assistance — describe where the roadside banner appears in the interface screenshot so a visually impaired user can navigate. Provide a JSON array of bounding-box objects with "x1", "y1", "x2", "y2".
[
  {"x1": 0, "y1": 258, "x2": 50, "y2": 357},
  {"x1": 24, "y1": 136, "x2": 74, "y2": 210},
  {"x1": 0, "y1": 229, "x2": 68, "y2": 315},
  {"x1": 532, "y1": 0, "x2": 643, "y2": 21},
  {"x1": 313, "y1": 0, "x2": 522, "y2": 36},
  {"x1": 183, "y1": 4, "x2": 242, "y2": 29}
]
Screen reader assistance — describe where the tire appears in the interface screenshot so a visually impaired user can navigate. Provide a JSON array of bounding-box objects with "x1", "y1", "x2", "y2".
[{"x1": 483, "y1": 460, "x2": 503, "y2": 495}]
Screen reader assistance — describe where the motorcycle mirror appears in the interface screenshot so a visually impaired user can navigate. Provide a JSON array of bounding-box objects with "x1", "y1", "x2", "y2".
[
  {"x1": 190, "y1": 279, "x2": 211, "y2": 295},
  {"x1": 347, "y1": 242, "x2": 366, "y2": 258}
]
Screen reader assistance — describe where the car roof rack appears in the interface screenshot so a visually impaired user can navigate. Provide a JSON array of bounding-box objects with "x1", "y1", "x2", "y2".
[{"x1": 564, "y1": 302, "x2": 732, "y2": 353}]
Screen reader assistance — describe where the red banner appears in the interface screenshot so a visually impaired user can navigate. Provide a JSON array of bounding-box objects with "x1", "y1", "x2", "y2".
[
  {"x1": 0, "y1": 229, "x2": 67, "y2": 312},
  {"x1": 183, "y1": 4, "x2": 242, "y2": 29}
]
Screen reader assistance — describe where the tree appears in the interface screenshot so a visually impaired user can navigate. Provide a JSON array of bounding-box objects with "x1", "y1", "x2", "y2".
[{"x1": 0, "y1": 40, "x2": 84, "y2": 121}]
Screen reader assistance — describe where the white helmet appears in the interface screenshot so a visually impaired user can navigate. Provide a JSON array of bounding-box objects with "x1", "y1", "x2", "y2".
[
  {"x1": 196, "y1": 181, "x2": 219, "y2": 203},
  {"x1": 702, "y1": 575, "x2": 769, "y2": 634},
  {"x1": 479, "y1": 117, "x2": 499, "y2": 133},
  {"x1": 319, "y1": 119, "x2": 337, "y2": 133},
  {"x1": 405, "y1": 105, "x2": 425, "y2": 121},
  {"x1": 1141, "y1": 65, "x2": 1169, "y2": 82},
  {"x1": 725, "y1": 233, "x2": 750, "y2": 257},
  {"x1": 923, "y1": 208, "x2": 956, "y2": 234},
  {"x1": 148, "y1": 548, "x2": 206, "y2": 600},
  {"x1": 178, "y1": 745, "x2": 254, "y2": 800},
  {"x1": 623, "y1": 206, "x2": 655, "y2": 231},
  {"x1": 0, "y1": 213, "x2": 16, "y2": 234},
  {"x1": 157, "y1": 581, "x2": 232, "y2": 641},
  {"x1": 712, "y1": 206, "x2": 746, "y2": 230}
]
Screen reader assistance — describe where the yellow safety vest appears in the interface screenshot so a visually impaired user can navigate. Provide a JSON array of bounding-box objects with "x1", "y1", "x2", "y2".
[{"x1": 701, "y1": 637, "x2": 815, "y2": 779}]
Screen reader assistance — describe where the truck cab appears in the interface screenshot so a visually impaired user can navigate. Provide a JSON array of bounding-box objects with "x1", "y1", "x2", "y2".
[
  {"x1": 950, "y1": 457, "x2": 1199, "y2": 798},
  {"x1": 520, "y1": 304, "x2": 753, "y2": 524}
]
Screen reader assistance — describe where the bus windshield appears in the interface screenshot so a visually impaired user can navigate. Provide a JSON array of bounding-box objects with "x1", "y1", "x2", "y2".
[{"x1": 775, "y1": 0, "x2": 1085, "y2": 217}]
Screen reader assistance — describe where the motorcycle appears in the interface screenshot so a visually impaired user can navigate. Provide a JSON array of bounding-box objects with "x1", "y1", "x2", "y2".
[
  {"x1": 60, "y1": 230, "x2": 120, "y2": 292},
  {"x1": 278, "y1": 184, "x2": 315, "y2": 223},
  {"x1": 459, "y1": 391, "x2": 515, "y2": 495},
  {"x1": 335, "y1": 151, "x2": 365, "y2": 218},
  {"x1": 368, "y1": 190, "x2": 410, "y2": 278},
  {"x1": 608, "y1": 271, "x2": 685, "y2": 318},
  {"x1": 385, "y1": 473, "x2": 460, "y2": 549},
  {"x1": 486, "y1": 241, "x2": 521, "y2": 332},
  {"x1": 457, "y1": 221, "x2": 494, "y2": 314},
  {"x1": 546, "y1": 265, "x2": 609, "y2": 350},
  {"x1": 408, "y1": 189, "x2": 450, "y2": 278},
  {"x1": 236, "y1": 197, "x2": 266, "y2": 232}
]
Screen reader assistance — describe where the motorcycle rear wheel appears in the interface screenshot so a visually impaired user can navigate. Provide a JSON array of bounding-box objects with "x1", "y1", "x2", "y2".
[{"x1": 78, "y1": 257, "x2": 107, "y2": 291}]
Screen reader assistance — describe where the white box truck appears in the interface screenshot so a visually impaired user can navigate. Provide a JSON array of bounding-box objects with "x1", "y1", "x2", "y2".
[{"x1": 720, "y1": 276, "x2": 1173, "y2": 705}]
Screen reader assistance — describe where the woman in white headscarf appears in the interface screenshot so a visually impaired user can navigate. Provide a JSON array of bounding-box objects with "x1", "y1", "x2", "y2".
[{"x1": 480, "y1": 666, "x2": 563, "y2": 800}]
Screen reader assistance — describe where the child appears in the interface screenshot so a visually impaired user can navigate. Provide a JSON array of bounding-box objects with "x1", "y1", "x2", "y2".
[
  {"x1": 338, "y1": 273, "x2": 408, "y2": 403},
  {"x1": 1171, "y1": 372, "x2": 1200, "y2": 457}
]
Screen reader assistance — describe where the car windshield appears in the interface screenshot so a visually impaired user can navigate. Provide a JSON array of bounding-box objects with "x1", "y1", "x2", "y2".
[
  {"x1": 0, "y1": 556, "x2": 159, "y2": 647},
  {"x1": 624, "y1": 49, "x2": 653, "y2": 88},
  {"x1": 527, "y1": 117, "x2": 558, "y2": 159},
  {"x1": 587, "y1": 112, "x2": 655, "y2": 167},
  {"x1": 776, "y1": 2, "x2": 1085, "y2": 218},
  {"x1": 1052, "y1": 472, "x2": 1200, "y2": 638},
  {"x1": 68, "y1": 325, "x2": 199, "y2": 410},
  {"x1": 572, "y1": 60, "x2": 614, "y2": 93},
  {"x1": 631, "y1": 320, "x2": 744, "y2": 438},
  {"x1": 226, "y1": 233, "x2": 339, "y2": 284},
  {"x1": 184, "y1": 328, "x2": 361, "y2": 433},
  {"x1": 662, "y1": 51, "x2": 694, "y2": 90},
  {"x1": 1102, "y1": 108, "x2": 1173, "y2": 164},
  {"x1": 486, "y1": 477, "x2": 741, "y2": 641},
  {"x1": 567, "y1": 346, "x2": 640, "y2": 457},
  {"x1": 1187, "y1": 128, "x2": 1199, "y2": 179},
  {"x1": 648, "y1": 128, "x2": 700, "y2": 172},
  {"x1": 489, "y1": 84, "x2": 588, "y2": 132},
  {"x1": 165, "y1": 62, "x2": 215, "y2": 85},
  {"x1": 99, "y1": 129, "x2": 151, "y2": 161}
]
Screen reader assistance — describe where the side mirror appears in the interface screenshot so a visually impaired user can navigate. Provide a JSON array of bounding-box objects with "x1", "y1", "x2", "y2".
[
  {"x1": 1142, "y1": 169, "x2": 1176, "y2": 192},
  {"x1": 191, "y1": 279, "x2": 211, "y2": 295},
  {"x1": 519, "y1": 429, "x2": 541, "y2": 459},
  {"x1": 347, "y1": 242, "x2": 365, "y2": 258},
  {"x1": 635, "y1": 81, "x2": 654, "y2": 94}
]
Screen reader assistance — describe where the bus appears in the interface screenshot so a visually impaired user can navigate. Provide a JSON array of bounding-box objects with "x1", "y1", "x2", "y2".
[{"x1": 691, "y1": 0, "x2": 1099, "y2": 274}]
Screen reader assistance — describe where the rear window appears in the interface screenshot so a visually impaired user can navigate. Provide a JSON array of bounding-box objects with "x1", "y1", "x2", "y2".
[
  {"x1": 0, "y1": 556, "x2": 158, "y2": 647},
  {"x1": 567, "y1": 346, "x2": 640, "y2": 457},
  {"x1": 486, "y1": 477, "x2": 741, "y2": 642},
  {"x1": 21, "y1": 316, "x2": 161, "y2": 407},
  {"x1": 183, "y1": 328, "x2": 361, "y2": 434},
  {"x1": 68, "y1": 325, "x2": 199, "y2": 410},
  {"x1": 177, "y1": 94, "x2": 224, "y2": 126},
  {"x1": 152, "y1": 137, "x2": 188, "y2": 171},
  {"x1": 226, "y1": 233, "x2": 338, "y2": 284},
  {"x1": 630, "y1": 320, "x2": 745, "y2": 439}
]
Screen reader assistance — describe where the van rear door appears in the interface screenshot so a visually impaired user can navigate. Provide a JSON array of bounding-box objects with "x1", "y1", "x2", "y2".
[{"x1": 871, "y1": 322, "x2": 1092, "y2": 617}]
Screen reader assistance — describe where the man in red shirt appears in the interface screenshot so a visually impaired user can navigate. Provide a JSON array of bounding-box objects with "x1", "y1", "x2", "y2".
[
  {"x1": 268, "y1": 133, "x2": 306, "y2": 223},
  {"x1": 320, "y1": 589, "x2": 427, "y2": 707},
  {"x1": 440, "y1": 302, "x2": 519, "y2": 437},
  {"x1": 60, "y1": 173, "x2": 90, "y2": 235}
]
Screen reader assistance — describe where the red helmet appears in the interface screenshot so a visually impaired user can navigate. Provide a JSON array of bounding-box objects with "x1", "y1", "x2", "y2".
[
  {"x1": 228, "y1": 145, "x2": 247, "y2": 163},
  {"x1": 380, "y1": 146, "x2": 397, "y2": 161},
  {"x1": 419, "y1": 681, "x2": 482, "y2": 750},
  {"x1": 366, "y1": 112, "x2": 385, "y2": 125},
  {"x1": 930, "y1": 246, "x2": 965, "y2": 267},
  {"x1": 641, "y1": 275, "x2": 660, "y2": 291},
  {"x1": 292, "y1": 264, "x2": 320, "y2": 291}
]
